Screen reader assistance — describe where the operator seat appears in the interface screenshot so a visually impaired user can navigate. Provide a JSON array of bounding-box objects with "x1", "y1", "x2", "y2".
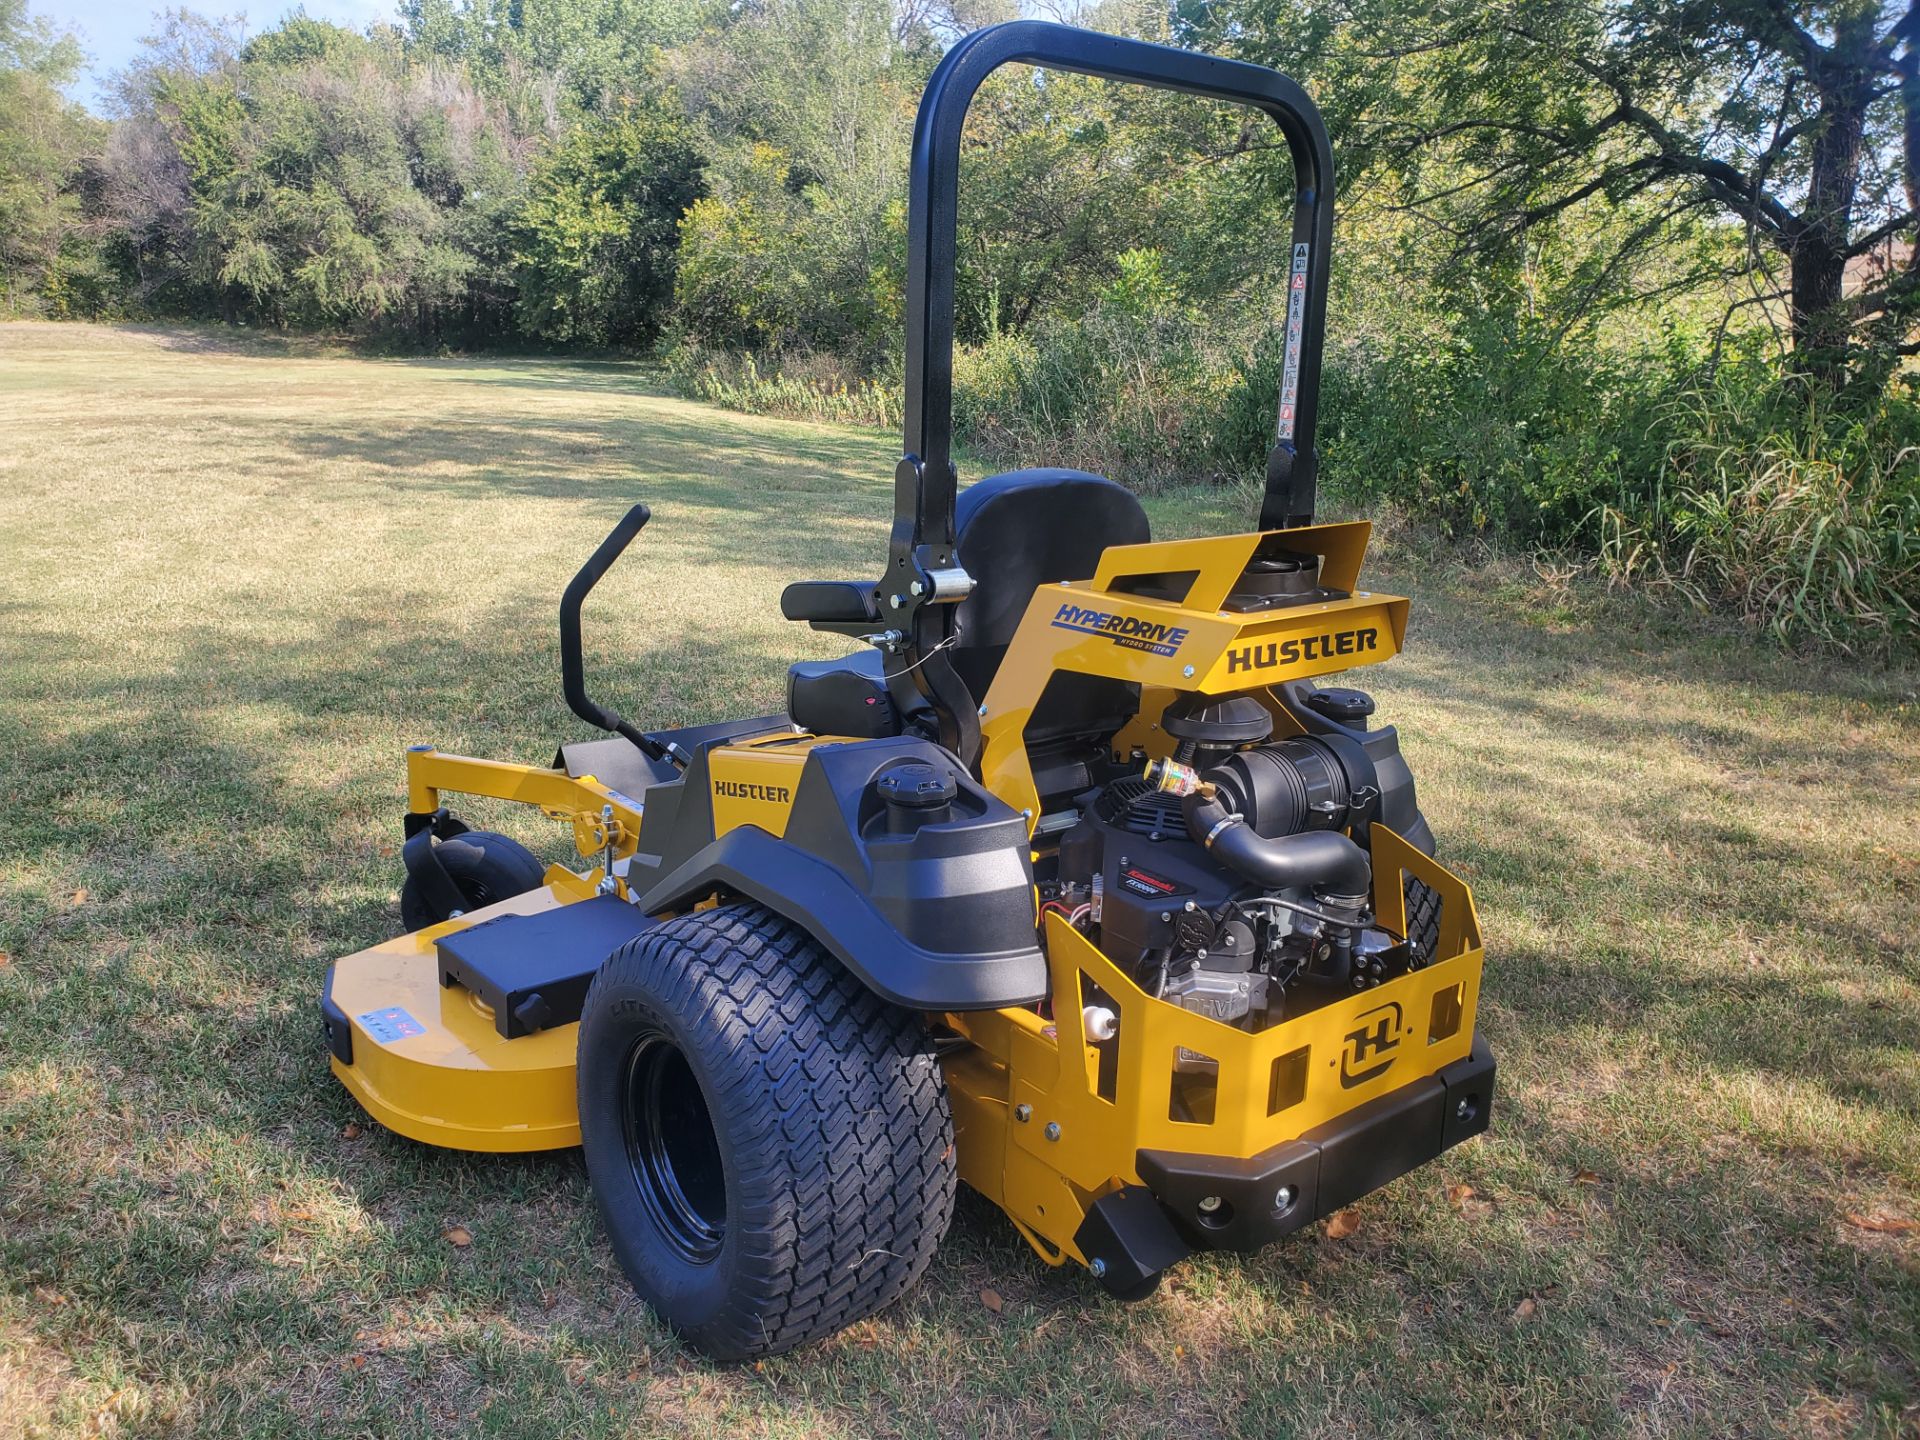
[{"x1": 786, "y1": 468, "x2": 1151, "y2": 740}]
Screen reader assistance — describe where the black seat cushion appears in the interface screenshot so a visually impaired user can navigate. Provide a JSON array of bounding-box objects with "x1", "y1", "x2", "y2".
[
  {"x1": 787, "y1": 468, "x2": 1150, "y2": 742},
  {"x1": 787, "y1": 648, "x2": 926, "y2": 739}
]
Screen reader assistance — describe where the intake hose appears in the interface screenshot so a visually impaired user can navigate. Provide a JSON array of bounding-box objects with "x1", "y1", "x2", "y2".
[{"x1": 1183, "y1": 790, "x2": 1371, "y2": 900}]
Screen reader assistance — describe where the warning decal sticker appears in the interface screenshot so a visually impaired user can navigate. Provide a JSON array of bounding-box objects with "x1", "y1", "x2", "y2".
[
  {"x1": 1278, "y1": 242, "x2": 1309, "y2": 440},
  {"x1": 359, "y1": 1006, "x2": 426, "y2": 1044}
]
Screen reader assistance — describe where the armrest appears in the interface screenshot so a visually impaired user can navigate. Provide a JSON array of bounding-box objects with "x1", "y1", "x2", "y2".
[{"x1": 781, "y1": 581, "x2": 880, "y2": 626}]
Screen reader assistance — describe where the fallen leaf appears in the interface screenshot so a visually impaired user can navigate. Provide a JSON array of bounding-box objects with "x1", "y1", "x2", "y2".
[
  {"x1": 1574, "y1": 1169, "x2": 1603, "y2": 1185},
  {"x1": 1844, "y1": 1212, "x2": 1919, "y2": 1235},
  {"x1": 979, "y1": 1286, "x2": 1003, "y2": 1314},
  {"x1": 1174, "y1": 1344, "x2": 1186, "y2": 1360},
  {"x1": 341, "y1": 1122, "x2": 363, "y2": 1140},
  {"x1": 1514, "y1": 1296, "x2": 1538, "y2": 1321},
  {"x1": 32, "y1": 1287, "x2": 66, "y2": 1307},
  {"x1": 1325, "y1": 1208, "x2": 1362, "y2": 1240},
  {"x1": 1445, "y1": 1184, "x2": 1476, "y2": 1208},
  {"x1": 345, "y1": 1354, "x2": 367, "y2": 1371},
  {"x1": 0, "y1": 951, "x2": 11, "y2": 967},
  {"x1": 69, "y1": 888, "x2": 88, "y2": 906},
  {"x1": 443, "y1": 1225, "x2": 473, "y2": 1248}
]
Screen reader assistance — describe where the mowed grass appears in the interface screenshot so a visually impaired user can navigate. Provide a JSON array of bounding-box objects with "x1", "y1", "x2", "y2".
[{"x1": 1, "y1": 321, "x2": 1916, "y2": 1439}]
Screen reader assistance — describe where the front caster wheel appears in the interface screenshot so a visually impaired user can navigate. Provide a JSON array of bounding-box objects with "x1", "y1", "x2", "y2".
[
  {"x1": 576, "y1": 902, "x2": 955, "y2": 1360},
  {"x1": 399, "y1": 829, "x2": 545, "y2": 929}
]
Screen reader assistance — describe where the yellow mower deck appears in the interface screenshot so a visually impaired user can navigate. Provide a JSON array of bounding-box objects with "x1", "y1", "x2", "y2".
[
  {"x1": 330, "y1": 823, "x2": 1481, "y2": 1266},
  {"x1": 326, "y1": 876, "x2": 595, "y2": 1153}
]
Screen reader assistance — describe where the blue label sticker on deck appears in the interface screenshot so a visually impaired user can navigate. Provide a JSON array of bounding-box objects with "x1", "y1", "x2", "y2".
[{"x1": 359, "y1": 1006, "x2": 425, "y2": 1044}]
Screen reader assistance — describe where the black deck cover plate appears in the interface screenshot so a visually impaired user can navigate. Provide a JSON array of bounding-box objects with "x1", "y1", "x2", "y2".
[{"x1": 436, "y1": 895, "x2": 658, "y2": 1039}]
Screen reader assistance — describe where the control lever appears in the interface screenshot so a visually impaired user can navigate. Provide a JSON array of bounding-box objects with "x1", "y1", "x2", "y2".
[{"x1": 559, "y1": 503, "x2": 690, "y2": 770}]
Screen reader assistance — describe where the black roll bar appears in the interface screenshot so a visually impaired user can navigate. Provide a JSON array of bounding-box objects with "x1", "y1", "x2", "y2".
[{"x1": 894, "y1": 19, "x2": 1336, "y2": 573}]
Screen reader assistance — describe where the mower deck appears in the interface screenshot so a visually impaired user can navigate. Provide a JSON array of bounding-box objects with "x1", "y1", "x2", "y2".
[{"x1": 323, "y1": 880, "x2": 600, "y2": 1153}]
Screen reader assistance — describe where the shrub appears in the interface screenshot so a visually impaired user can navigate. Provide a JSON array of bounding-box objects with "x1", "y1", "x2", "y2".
[
  {"x1": 664, "y1": 342, "x2": 903, "y2": 431},
  {"x1": 1598, "y1": 368, "x2": 1920, "y2": 649}
]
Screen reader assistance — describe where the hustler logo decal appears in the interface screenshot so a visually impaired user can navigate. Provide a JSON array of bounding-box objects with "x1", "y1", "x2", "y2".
[
  {"x1": 1226, "y1": 627, "x2": 1378, "y2": 674},
  {"x1": 713, "y1": 780, "x2": 791, "y2": 805},
  {"x1": 1340, "y1": 999, "x2": 1404, "y2": 1088},
  {"x1": 1050, "y1": 603, "x2": 1190, "y2": 657}
]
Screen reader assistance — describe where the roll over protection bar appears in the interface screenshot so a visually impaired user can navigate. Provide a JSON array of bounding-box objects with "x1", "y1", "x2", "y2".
[
  {"x1": 871, "y1": 22, "x2": 1338, "y2": 761},
  {"x1": 898, "y1": 20, "x2": 1335, "y2": 563}
]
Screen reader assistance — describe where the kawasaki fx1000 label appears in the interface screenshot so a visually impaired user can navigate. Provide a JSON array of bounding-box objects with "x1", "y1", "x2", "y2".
[
  {"x1": 1051, "y1": 603, "x2": 1190, "y2": 657},
  {"x1": 1226, "y1": 626, "x2": 1379, "y2": 675}
]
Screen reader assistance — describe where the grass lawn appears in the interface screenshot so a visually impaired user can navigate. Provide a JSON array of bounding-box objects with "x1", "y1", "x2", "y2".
[{"x1": 1, "y1": 320, "x2": 1917, "y2": 1439}]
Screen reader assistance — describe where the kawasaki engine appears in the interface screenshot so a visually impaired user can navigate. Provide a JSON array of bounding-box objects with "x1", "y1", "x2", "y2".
[{"x1": 1049, "y1": 685, "x2": 1435, "y2": 1033}]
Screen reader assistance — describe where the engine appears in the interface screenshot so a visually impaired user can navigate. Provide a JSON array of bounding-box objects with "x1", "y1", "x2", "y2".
[{"x1": 1048, "y1": 687, "x2": 1430, "y2": 1036}]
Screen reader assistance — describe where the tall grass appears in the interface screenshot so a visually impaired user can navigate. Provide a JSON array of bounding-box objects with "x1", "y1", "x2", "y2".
[
  {"x1": 1597, "y1": 377, "x2": 1920, "y2": 649},
  {"x1": 664, "y1": 345, "x2": 904, "y2": 431},
  {"x1": 667, "y1": 306, "x2": 1920, "y2": 652}
]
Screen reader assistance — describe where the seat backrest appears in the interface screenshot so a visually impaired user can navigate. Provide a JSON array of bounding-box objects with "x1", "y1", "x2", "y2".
[{"x1": 950, "y1": 468, "x2": 1150, "y2": 735}]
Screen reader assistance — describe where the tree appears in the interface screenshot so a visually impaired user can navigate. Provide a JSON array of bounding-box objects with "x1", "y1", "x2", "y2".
[
  {"x1": 0, "y1": 0, "x2": 100, "y2": 313},
  {"x1": 400, "y1": 0, "x2": 707, "y2": 108},
  {"x1": 99, "y1": 10, "x2": 547, "y2": 339},
  {"x1": 668, "y1": 0, "x2": 925, "y2": 352},
  {"x1": 512, "y1": 98, "x2": 702, "y2": 344},
  {"x1": 1336, "y1": 0, "x2": 1920, "y2": 386}
]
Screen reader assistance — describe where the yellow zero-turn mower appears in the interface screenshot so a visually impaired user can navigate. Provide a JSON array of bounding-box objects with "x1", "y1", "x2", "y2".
[{"x1": 323, "y1": 20, "x2": 1493, "y2": 1360}]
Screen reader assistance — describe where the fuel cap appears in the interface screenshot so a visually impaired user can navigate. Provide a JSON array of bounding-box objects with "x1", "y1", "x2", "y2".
[{"x1": 875, "y1": 762, "x2": 957, "y2": 808}]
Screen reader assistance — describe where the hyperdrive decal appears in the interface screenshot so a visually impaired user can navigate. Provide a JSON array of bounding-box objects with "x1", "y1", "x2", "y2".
[{"x1": 1049, "y1": 603, "x2": 1190, "y2": 657}]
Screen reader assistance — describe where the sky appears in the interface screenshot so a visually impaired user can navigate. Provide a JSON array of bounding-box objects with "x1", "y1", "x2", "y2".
[{"x1": 42, "y1": 0, "x2": 399, "y2": 109}]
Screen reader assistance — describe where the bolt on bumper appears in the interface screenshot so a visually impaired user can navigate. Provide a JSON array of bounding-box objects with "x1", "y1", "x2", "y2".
[{"x1": 1073, "y1": 1033, "x2": 1495, "y2": 1297}]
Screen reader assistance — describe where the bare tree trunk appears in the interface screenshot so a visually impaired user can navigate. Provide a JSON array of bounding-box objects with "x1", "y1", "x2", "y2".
[
  {"x1": 1901, "y1": 1, "x2": 1920, "y2": 290},
  {"x1": 1790, "y1": 21, "x2": 1875, "y2": 377}
]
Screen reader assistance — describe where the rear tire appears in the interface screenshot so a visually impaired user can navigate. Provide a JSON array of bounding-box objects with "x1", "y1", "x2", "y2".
[
  {"x1": 1402, "y1": 810, "x2": 1444, "y2": 962},
  {"x1": 576, "y1": 902, "x2": 955, "y2": 1360},
  {"x1": 399, "y1": 830, "x2": 545, "y2": 929},
  {"x1": 1405, "y1": 875, "x2": 1443, "y2": 963}
]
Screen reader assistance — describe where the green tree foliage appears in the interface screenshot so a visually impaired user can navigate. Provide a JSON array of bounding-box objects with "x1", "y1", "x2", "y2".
[
  {"x1": 0, "y1": 0, "x2": 104, "y2": 314},
  {"x1": 1292, "y1": 0, "x2": 1920, "y2": 388},
  {"x1": 401, "y1": 0, "x2": 707, "y2": 107},
  {"x1": 513, "y1": 99, "x2": 701, "y2": 344},
  {"x1": 668, "y1": 0, "x2": 924, "y2": 353},
  {"x1": 102, "y1": 10, "x2": 544, "y2": 337}
]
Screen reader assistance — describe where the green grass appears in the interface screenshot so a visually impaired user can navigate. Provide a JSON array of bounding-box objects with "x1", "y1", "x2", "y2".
[{"x1": 1, "y1": 320, "x2": 1917, "y2": 1439}]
